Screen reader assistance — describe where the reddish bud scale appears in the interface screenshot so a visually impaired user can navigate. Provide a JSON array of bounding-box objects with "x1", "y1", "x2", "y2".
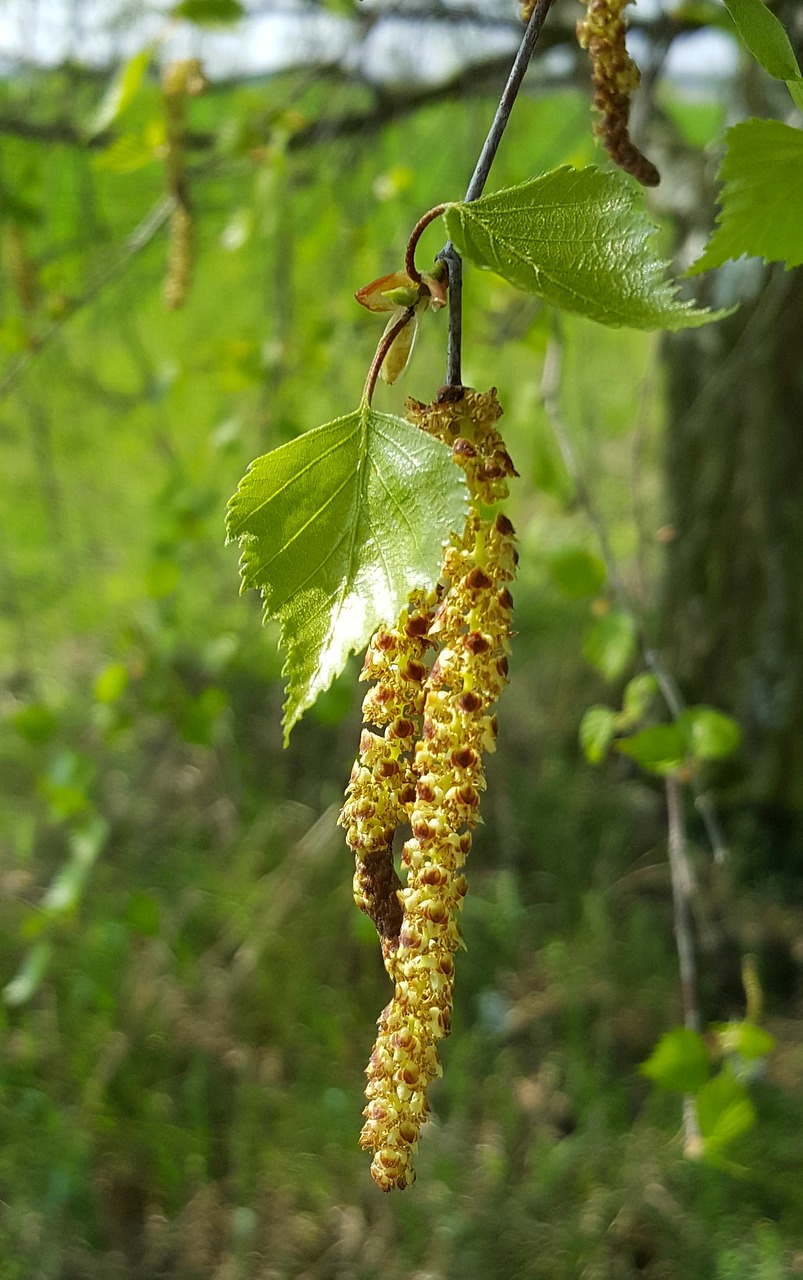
[
  {"x1": 360, "y1": 389, "x2": 517, "y2": 1191},
  {"x1": 577, "y1": 0, "x2": 660, "y2": 187}
]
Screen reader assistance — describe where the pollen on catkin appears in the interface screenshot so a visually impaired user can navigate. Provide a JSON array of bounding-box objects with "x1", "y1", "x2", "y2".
[
  {"x1": 577, "y1": 0, "x2": 660, "y2": 187},
  {"x1": 354, "y1": 388, "x2": 517, "y2": 1192},
  {"x1": 339, "y1": 592, "x2": 436, "y2": 972}
]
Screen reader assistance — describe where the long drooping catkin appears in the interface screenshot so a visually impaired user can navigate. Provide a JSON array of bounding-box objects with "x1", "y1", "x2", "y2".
[
  {"x1": 339, "y1": 592, "x2": 436, "y2": 973},
  {"x1": 577, "y1": 0, "x2": 660, "y2": 188},
  {"x1": 354, "y1": 388, "x2": 517, "y2": 1191}
]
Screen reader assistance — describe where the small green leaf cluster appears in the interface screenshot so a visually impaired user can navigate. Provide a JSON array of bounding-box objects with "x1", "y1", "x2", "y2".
[
  {"x1": 580, "y1": 678, "x2": 741, "y2": 775},
  {"x1": 641, "y1": 1019, "x2": 776, "y2": 1164}
]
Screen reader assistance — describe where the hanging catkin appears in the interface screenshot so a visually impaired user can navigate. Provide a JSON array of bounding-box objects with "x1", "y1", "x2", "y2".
[
  {"x1": 341, "y1": 388, "x2": 517, "y2": 1190},
  {"x1": 162, "y1": 58, "x2": 206, "y2": 310},
  {"x1": 577, "y1": 0, "x2": 660, "y2": 187}
]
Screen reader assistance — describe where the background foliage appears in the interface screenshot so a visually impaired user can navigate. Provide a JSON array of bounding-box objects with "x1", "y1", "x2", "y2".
[{"x1": 1, "y1": 1, "x2": 802, "y2": 1276}]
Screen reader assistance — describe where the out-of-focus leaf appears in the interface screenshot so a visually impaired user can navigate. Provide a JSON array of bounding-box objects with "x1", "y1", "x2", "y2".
[
  {"x1": 619, "y1": 672, "x2": 658, "y2": 727},
  {"x1": 93, "y1": 121, "x2": 165, "y2": 174},
  {"x1": 548, "y1": 547, "x2": 606, "y2": 599},
  {"x1": 88, "y1": 47, "x2": 152, "y2": 138},
  {"x1": 712, "y1": 1021, "x2": 776, "y2": 1061},
  {"x1": 678, "y1": 706, "x2": 742, "y2": 761},
  {"x1": 697, "y1": 1069, "x2": 756, "y2": 1151},
  {"x1": 2, "y1": 942, "x2": 53, "y2": 1007},
  {"x1": 640, "y1": 1027, "x2": 711, "y2": 1093},
  {"x1": 94, "y1": 663, "x2": 129, "y2": 704},
  {"x1": 582, "y1": 609, "x2": 637, "y2": 681},
  {"x1": 616, "y1": 724, "x2": 686, "y2": 774},
  {"x1": 171, "y1": 0, "x2": 245, "y2": 24},
  {"x1": 579, "y1": 705, "x2": 617, "y2": 765},
  {"x1": 11, "y1": 703, "x2": 58, "y2": 744}
]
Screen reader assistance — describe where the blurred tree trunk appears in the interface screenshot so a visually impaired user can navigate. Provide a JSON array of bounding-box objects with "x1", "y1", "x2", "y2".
[
  {"x1": 661, "y1": 0, "x2": 803, "y2": 863},
  {"x1": 661, "y1": 265, "x2": 803, "y2": 849}
]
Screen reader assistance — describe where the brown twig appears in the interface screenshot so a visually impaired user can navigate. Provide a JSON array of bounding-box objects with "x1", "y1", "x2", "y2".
[
  {"x1": 361, "y1": 308, "x2": 415, "y2": 405},
  {"x1": 404, "y1": 204, "x2": 448, "y2": 285}
]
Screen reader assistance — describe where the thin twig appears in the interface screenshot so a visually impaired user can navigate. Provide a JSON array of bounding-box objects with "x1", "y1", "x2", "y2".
[
  {"x1": 539, "y1": 326, "x2": 729, "y2": 864},
  {"x1": 361, "y1": 308, "x2": 415, "y2": 405},
  {"x1": 0, "y1": 195, "x2": 176, "y2": 406},
  {"x1": 665, "y1": 773, "x2": 703, "y2": 1158},
  {"x1": 404, "y1": 205, "x2": 448, "y2": 284},
  {"x1": 437, "y1": 0, "x2": 556, "y2": 385}
]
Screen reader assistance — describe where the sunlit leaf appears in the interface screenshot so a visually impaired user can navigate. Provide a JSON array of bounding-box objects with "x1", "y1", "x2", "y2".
[
  {"x1": 641, "y1": 1027, "x2": 711, "y2": 1093},
  {"x1": 579, "y1": 705, "x2": 617, "y2": 765},
  {"x1": 88, "y1": 47, "x2": 152, "y2": 138},
  {"x1": 712, "y1": 1020, "x2": 776, "y2": 1061},
  {"x1": 619, "y1": 672, "x2": 658, "y2": 727},
  {"x1": 697, "y1": 1069, "x2": 756, "y2": 1151},
  {"x1": 227, "y1": 405, "x2": 468, "y2": 741},
  {"x1": 689, "y1": 120, "x2": 803, "y2": 274},
  {"x1": 678, "y1": 706, "x2": 742, "y2": 761},
  {"x1": 442, "y1": 167, "x2": 730, "y2": 330}
]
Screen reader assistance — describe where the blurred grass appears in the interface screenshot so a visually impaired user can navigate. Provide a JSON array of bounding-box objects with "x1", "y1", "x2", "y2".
[{"x1": 0, "y1": 68, "x2": 801, "y2": 1280}]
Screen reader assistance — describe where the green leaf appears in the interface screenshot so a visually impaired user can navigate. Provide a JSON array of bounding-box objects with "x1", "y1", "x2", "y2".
[
  {"x1": 582, "y1": 609, "x2": 637, "y2": 681},
  {"x1": 171, "y1": 0, "x2": 245, "y2": 24},
  {"x1": 641, "y1": 1027, "x2": 711, "y2": 1093},
  {"x1": 94, "y1": 662, "x2": 129, "y2": 704},
  {"x1": 712, "y1": 1020, "x2": 776, "y2": 1061},
  {"x1": 690, "y1": 121, "x2": 803, "y2": 274},
  {"x1": 3, "y1": 942, "x2": 53, "y2": 1008},
  {"x1": 696, "y1": 1069, "x2": 756, "y2": 1151},
  {"x1": 579, "y1": 705, "x2": 617, "y2": 765},
  {"x1": 442, "y1": 167, "x2": 728, "y2": 331},
  {"x1": 619, "y1": 672, "x2": 658, "y2": 728},
  {"x1": 226, "y1": 406, "x2": 468, "y2": 741},
  {"x1": 678, "y1": 706, "x2": 742, "y2": 761},
  {"x1": 616, "y1": 724, "x2": 686, "y2": 775},
  {"x1": 11, "y1": 703, "x2": 58, "y2": 744},
  {"x1": 93, "y1": 122, "x2": 165, "y2": 174},
  {"x1": 88, "y1": 47, "x2": 151, "y2": 138},
  {"x1": 722, "y1": 0, "x2": 802, "y2": 85},
  {"x1": 548, "y1": 547, "x2": 606, "y2": 599}
]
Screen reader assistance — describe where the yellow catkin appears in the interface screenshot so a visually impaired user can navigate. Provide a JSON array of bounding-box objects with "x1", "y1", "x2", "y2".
[
  {"x1": 577, "y1": 0, "x2": 660, "y2": 187},
  {"x1": 359, "y1": 388, "x2": 517, "y2": 1191},
  {"x1": 339, "y1": 592, "x2": 436, "y2": 973},
  {"x1": 162, "y1": 58, "x2": 206, "y2": 310}
]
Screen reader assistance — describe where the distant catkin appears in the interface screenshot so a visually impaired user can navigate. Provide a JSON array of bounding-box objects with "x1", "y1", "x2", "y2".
[
  {"x1": 577, "y1": 0, "x2": 660, "y2": 187},
  {"x1": 162, "y1": 58, "x2": 206, "y2": 310},
  {"x1": 355, "y1": 388, "x2": 517, "y2": 1192}
]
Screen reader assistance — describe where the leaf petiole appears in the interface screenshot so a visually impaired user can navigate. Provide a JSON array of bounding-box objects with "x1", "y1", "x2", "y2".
[{"x1": 361, "y1": 306, "x2": 415, "y2": 406}]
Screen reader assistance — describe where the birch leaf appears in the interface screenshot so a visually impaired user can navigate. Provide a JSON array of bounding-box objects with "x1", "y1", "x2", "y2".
[
  {"x1": 227, "y1": 406, "x2": 468, "y2": 741},
  {"x1": 443, "y1": 167, "x2": 729, "y2": 330}
]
